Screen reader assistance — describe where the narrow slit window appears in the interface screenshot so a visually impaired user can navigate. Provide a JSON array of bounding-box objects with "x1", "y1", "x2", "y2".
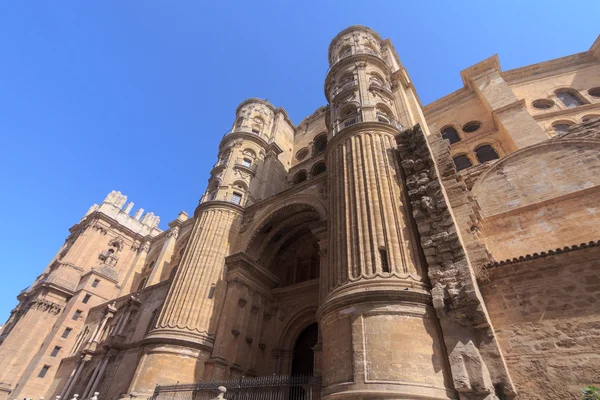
[
  {"x1": 82, "y1": 294, "x2": 92, "y2": 304},
  {"x1": 380, "y1": 248, "x2": 390, "y2": 273},
  {"x1": 50, "y1": 346, "x2": 61, "y2": 357},
  {"x1": 38, "y1": 365, "x2": 50, "y2": 378},
  {"x1": 61, "y1": 328, "x2": 72, "y2": 338},
  {"x1": 208, "y1": 285, "x2": 216, "y2": 299},
  {"x1": 91, "y1": 279, "x2": 100, "y2": 288},
  {"x1": 72, "y1": 310, "x2": 82, "y2": 321}
]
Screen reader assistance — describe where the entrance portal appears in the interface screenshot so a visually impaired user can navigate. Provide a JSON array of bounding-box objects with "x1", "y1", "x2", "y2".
[{"x1": 291, "y1": 323, "x2": 318, "y2": 376}]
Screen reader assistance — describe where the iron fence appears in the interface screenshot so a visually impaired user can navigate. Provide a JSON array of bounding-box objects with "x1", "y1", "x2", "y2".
[{"x1": 150, "y1": 375, "x2": 321, "y2": 400}]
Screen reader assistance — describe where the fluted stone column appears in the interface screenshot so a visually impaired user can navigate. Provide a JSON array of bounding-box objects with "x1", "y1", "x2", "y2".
[
  {"x1": 320, "y1": 123, "x2": 454, "y2": 400},
  {"x1": 127, "y1": 202, "x2": 241, "y2": 396},
  {"x1": 320, "y1": 25, "x2": 455, "y2": 400}
]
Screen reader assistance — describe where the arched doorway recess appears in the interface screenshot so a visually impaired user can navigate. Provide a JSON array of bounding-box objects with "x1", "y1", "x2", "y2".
[{"x1": 291, "y1": 323, "x2": 318, "y2": 376}]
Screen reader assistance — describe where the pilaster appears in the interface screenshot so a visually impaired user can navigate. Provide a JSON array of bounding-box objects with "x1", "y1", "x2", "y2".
[{"x1": 461, "y1": 56, "x2": 548, "y2": 149}]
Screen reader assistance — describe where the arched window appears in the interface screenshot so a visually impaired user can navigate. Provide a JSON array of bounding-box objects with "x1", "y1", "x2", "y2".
[
  {"x1": 148, "y1": 261, "x2": 155, "y2": 270},
  {"x1": 552, "y1": 121, "x2": 574, "y2": 134},
  {"x1": 589, "y1": 87, "x2": 600, "y2": 98},
  {"x1": 582, "y1": 115, "x2": 600, "y2": 123},
  {"x1": 452, "y1": 155, "x2": 473, "y2": 171},
  {"x1": 314, "y1": 135, "x2": 327, "y2": 154},
  {"x1": 293, "y1": 171, "x2": 307, "y2": 184},
  {"x1": 555, "y1": 90, "x2": 585, "y2": 108},
  {"x1": 296, "y1": 148, "x2": 309, "y2": 161},
  {"x1": 312, "y1": 162, "x2": 326, "y2": 176},
  {"x1": 475, "y1": 145, "x2": 500, "y2": 163},
  {"x1": 377, "y1": 114, "x2": 390, "y2": 123},
  {"x1": 441, "y1": 126, "x2": 461, "y2": 144},
  {"x1": 242, "y1": 158, "x2": 252, "y2": 167},
  {"x1": 107, "y1": 248, "x2": 115, "y2": 256}
]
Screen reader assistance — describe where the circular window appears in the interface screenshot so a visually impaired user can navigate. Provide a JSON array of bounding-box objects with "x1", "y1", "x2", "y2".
[
  {"x1": 589, "y1": 87, "x2": 600, "y2": 98},
  {"x1": 552, "y1": 121, "x2": 574, "y2": 134},
  {"x1": 462, "y1": 121, "x2": 481, "y2": 133},
  {"x1": 296, "y1": 148, "x2": 309, "y2": 161},
  {"x1": 532, "y1": 99, "x2": 555, "y2": 109}
]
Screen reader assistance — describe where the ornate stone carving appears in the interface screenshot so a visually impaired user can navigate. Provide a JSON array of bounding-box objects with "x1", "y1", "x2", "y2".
[
  {"x1": 239, "y1": 212, "x2": 255, "y2": 233},
  {"x1": 168, "y1": 226, "x2": 180, "y2": 239},
  {"x1": 92, "y1": 223, "x2": 108, "y2": 235},
  {"x1": 28, "y1": 298, "x2": 62, "y2": 314},
  {"x1": 319, "y1": 182, "x2": 328, "y2": 199}
]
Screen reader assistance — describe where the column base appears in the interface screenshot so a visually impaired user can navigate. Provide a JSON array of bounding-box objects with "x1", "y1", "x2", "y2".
[
  {"x1": 319, "y1": 284, "x2": 457, "y2": 400},
  {"x1": 128, "y1": 343, "x2": 210, "y2": 397},
  {"x1": 322, "y1": 382, "x2": 457, "y2": 400}
]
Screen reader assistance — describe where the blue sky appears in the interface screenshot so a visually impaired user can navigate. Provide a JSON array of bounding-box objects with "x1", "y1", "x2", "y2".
[{"x1": 0, "y1": 0, "x2": 597, "y2": 322}]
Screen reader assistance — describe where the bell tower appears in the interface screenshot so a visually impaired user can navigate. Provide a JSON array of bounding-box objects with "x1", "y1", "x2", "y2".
[
  {"x1": 319, "y1": 26, "x2": 455, "y2": 399},
  {"x1": 127, "y1": 99, "x2": 288, "y2": 396}
]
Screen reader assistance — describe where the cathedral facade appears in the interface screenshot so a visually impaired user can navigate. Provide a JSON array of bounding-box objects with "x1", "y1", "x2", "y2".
[{"x1": 1, "y1": 26, "x2": 600, "y2": 400}]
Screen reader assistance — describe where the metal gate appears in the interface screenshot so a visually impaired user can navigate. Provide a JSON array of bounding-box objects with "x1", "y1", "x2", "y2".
[{"x1": 150, "y1": 375, "x2": 321, "y2": 400}]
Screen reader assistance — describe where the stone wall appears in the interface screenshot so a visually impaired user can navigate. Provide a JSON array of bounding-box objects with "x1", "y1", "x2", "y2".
[
  {"x1": 480, "y1": 243, "x2": 600, "y2": 399},
  {"x1": 396, "y1": 124, "x2": 515, "y2": 398}
]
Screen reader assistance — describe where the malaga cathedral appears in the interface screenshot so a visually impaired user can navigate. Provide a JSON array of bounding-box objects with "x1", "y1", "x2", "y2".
[{"x1": 1, "y1": 26, "x2": 600, "y2": 400}]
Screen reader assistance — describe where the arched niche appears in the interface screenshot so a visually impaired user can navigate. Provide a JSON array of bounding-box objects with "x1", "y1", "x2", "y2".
[{"x1": 244, "y1": 203, "x2": 324, "y2": 287}]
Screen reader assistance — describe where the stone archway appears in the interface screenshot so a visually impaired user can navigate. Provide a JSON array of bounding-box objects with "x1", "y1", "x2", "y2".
[{"x1": 245, "y1": 203, "x2": 324, "y2": 288}]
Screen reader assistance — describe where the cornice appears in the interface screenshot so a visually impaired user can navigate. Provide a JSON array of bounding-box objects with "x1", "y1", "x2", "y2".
[
  {"x1": 483, "y1": 239, "x2": 600, "y2": 271},
  {"x1": 532, "y1": 102, "x2": 600, "y2": 121},
  {"x1": 460, "y1": 55, "x2": 501, "y2": 89},
  {"x1": 194, "y1": 199, "x2": 244, "y2": 218},
  {"x1": 326, "y1": 121, "x2": 399, "y2": 155},
  {"x1": 82, "y1": 211, "x2": 153, "y2": 242},
  {"x1": 296, "y1": 106, "x2": 327, "y2": 130},
  {"x1": 502, "y1": 52, "x2": 596, "y2": 84},
  {"x1": 423, "y1": 88, "x2": 476, "y2": 117},
  {"x1": 219, "y1": 131, "x2": 273, "y2": 151}
]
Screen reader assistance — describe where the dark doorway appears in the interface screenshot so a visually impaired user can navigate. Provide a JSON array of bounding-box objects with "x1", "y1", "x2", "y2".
[{"x1": 291, "y1": 323, "x2": 318, "y2": 376}]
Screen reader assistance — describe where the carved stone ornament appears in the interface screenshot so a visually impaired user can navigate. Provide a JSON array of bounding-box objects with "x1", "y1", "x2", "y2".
[
  {"x1": 240, "y1": 212, "x2": 255, "y2": 233},
  {"x1": 29, "y1": 298, "x2": 63, "y2": 315},
  {"x1": 168, "y1": 226, "x2": 180, "y2": 239},
  {"x1": 92, "y1": 223, "x2": 108, "y2": 235},
  {"x1": 319, "y1": 182, "x2": 328, "y2": 199}
]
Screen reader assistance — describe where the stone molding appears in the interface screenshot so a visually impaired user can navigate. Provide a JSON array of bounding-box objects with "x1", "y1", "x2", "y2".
[
  {"x1": 327, "y1": 25, "x2": 383, "y2": 64},
  {"x1": 28, "y1": 298, "x2": 63, "y2": 314},
  {"x1": 484, "y1": 239, "x2": 600, "y2": 270}
]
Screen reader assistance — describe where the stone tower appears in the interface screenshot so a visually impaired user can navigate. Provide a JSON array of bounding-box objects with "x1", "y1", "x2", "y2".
[
  {"x1": 319, "y1": 25, "x2": 455, "y2": 399},
  {"x1": 127, "y1": 99, "x2": 292, "y2": 396}
]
